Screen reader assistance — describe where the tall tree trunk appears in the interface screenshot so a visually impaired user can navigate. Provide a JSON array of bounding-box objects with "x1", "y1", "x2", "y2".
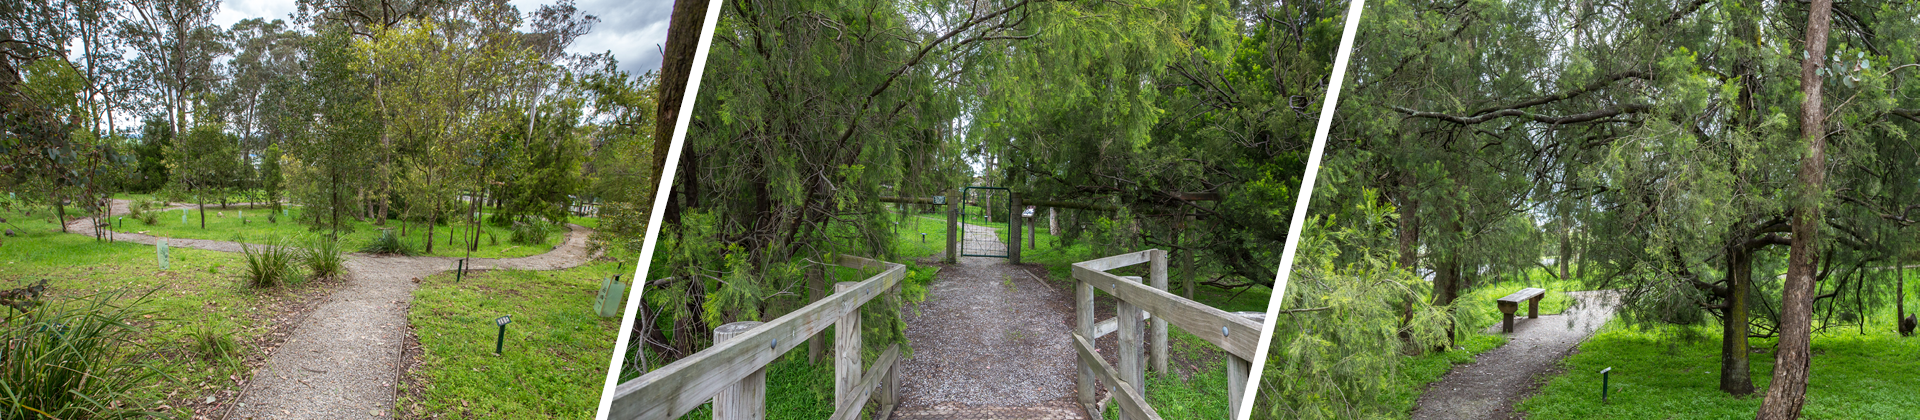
[
  {"x1": 426, "y1": 210, "x2": 436, "y2": 254},
  {"x1": 1759, "y1": 0, "x2": 1833, "y2": 417},
  {"x1": 1722, "y1": 243, "x2": 1756, "y2": 395},
  {"x1": 198, "y1": 197, "x2": 206, "y2": 229},
  {"x1": 653, "y1": 0, "x2": 711, "y2": 228},
  {"x1": 1396, "y1": 173, "x2": 1422, "y2": 269},
  {"x1": 1558, "y1": 215, "x2": 1572, "y2": 281}
]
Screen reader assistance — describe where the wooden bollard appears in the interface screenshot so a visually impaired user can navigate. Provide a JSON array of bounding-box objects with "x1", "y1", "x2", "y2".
[{"x1": 713, "y1": 321, "x2": 767, "y2": 420}]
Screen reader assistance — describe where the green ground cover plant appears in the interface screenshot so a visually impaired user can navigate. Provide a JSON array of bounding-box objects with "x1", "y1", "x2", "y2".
[
  {"x1": 399, "y1": 261, "x2": 625, "y2": 419},
  {"x1": 0, "y1": 206, "x2": 334, "y2": 418}
]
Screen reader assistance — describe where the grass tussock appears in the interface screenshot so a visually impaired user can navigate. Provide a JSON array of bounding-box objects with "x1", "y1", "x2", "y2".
[
  {"x1": 0, "y1": 289, "x2": 165, "y2": 419},
  {"x1": 240, "y1": 238, "x2": 301, "y2": 288}
]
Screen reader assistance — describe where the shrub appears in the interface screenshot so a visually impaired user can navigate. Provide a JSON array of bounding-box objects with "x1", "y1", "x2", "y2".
[
  {"x1": 0, "y1": 289, "x2": 163, "y2": 419},
  {"x1": 301, "y1": 235, "x2": 347, "y2": 280},
  {"x1": 360, "y1": 229, "x2": 413, "y2": 255},
  {"x1": 240, "y1": 238, "x2": 300, "y2": 288},
  {"x1": 509, "y1": 222, "x2": 551, "y2": 245}
]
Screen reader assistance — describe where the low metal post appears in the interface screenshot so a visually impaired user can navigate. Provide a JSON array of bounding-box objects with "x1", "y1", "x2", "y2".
[
  {"x1": 1600, "y1": 367, "x2": 1612, "y2": 403},
  {"x1": 494, "y1": 315, "x2": 512, "y2": 355}
]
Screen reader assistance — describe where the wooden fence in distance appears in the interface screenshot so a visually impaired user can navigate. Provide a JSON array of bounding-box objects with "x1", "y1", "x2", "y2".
[
  {"x1": 608, "y1": 255, "x2": 907, "y2": 420},
  {"x1": 1072, "y1": 249, "x2": 1263, "y2": 420}
]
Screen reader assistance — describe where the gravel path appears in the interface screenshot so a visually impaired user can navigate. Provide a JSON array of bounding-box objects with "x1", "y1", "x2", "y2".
[
  {"x1": 893, "y1": 223, "x2": 1088, "y2": 420},
  {"x1": 63, "y1": 200, "x2": 596, "y2": 419},
  {"x1": 1410, "y1": 290, "x2": 1622, "y2": 420}
]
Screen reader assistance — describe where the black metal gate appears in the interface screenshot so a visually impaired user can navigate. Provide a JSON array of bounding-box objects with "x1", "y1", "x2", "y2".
[{"x1": 960, "y1": 186, "x2": 1010, "y2": 258}]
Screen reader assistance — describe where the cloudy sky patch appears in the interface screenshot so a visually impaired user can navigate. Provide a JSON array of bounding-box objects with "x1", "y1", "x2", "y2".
[{"x1": 212, "y1": 0, "x2": 674, "y2": 75}]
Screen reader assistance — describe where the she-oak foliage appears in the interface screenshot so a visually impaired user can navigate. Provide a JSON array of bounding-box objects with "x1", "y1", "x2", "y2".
[
  {"x1": 640, "y1": 0, "x2": 1341, "y2": 383},
  {"x1": 1267, "y1": 0, "x2": 1920, "y2": 418}
]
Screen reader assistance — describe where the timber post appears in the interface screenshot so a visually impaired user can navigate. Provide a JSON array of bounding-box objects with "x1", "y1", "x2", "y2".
[
  {"x1": 712, "y1": 321, "x2": 767, "y2": 420},
  {"x1": 1075, "y1": 276, "x2": 1096, "y2": 414},
  {"x1": 1149, "y1": 249, "x2": 1169, "y2": 374},
  {"x1": 1117, "y1": 273, "x2": 1145, "y2": 420},
  {"x1": 834, "y1": 281, "x2": 862, "y2": 408}
]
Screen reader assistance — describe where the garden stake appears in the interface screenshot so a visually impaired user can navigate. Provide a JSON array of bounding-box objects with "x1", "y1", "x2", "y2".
[
  {"x1": 494, "y1": 315, "x2": 512, "y2": 355},
  {"x1": 1600, "y1": 367, "x2": 1612, "y2": 404}
]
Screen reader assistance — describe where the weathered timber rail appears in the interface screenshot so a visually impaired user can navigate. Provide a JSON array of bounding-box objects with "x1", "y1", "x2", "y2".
[
  {"x1": 1071, "y1": 249, "x2": 1262, "y2": 420},
  {"x1": 609, "y1": 255, "x2": 907, "y2": 420}
]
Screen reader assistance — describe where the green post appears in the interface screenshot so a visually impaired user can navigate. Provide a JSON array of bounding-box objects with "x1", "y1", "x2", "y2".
[
  {"x1": 1600, "y1": 367, "x2": 1612, "y2": 403},
  {"x1": 157, "y1": 239, "x2": 170, "y2": 270}
]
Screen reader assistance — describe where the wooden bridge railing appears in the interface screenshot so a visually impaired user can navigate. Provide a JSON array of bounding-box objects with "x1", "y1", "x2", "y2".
[
  {"x1": 1071, "y1": 249, "x2": 1263, "y2": 420},
  {"x1": 609, "y1": 255, "x2": 907, "y2": 420}
]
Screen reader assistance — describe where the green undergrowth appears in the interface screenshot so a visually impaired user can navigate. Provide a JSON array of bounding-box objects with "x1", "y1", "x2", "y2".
[
  {"x1": 0, "y1": 205, "x2": 329, "y2": 418},
  {"x1": 124, "y1": 206, "x2": 562, "y2": 259},
  {"x1": 400, "y1": 260, "x2": 624, "y2": 419}
]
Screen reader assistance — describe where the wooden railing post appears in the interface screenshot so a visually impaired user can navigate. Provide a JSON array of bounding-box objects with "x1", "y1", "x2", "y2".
[
  {"x1": 713, "y1": 321, "x2": 767, "y2": 420},
  {"x1": 1149, "y1": 249, "x2": 1169, "y2": 374},
  {"x1": 1227, "y1": 311, "x2": 1263, "y2": 416},
  {"x1": 1117, "y1": 274, "x2": 1145, "y2": 420},
  {"x1": 1075, "y1": 278, "x2": 1096, "y2": 413},
  {"x1": 834, "y1": 282, "x2": 862, "y2": 409}
]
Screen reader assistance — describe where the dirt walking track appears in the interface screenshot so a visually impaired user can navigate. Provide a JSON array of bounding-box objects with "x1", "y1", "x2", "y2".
[
  {"x1": 64, "y1": 199, "x2": 596, "y2": 420},
  {"x1": 892, "y1": 222, "x2": 1090, "y2": 420},
  {"x1": 1410, "y1": 290, "x2": 1623, "y2": 420}
]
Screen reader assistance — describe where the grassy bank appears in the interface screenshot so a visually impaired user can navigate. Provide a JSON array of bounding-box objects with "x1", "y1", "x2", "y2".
[
  {"x1": 399, "y1": 261, "x2": 625, "y2": 418},
  {"x1": 0, "y1": 205, "x2": 332, "y2": 418},
  {"x1": 118, "y1": 206, "x2": 570, "y2": 259},
  {"x1": 1518, "y1": 322, "x2": 1920, "y2": 419}
]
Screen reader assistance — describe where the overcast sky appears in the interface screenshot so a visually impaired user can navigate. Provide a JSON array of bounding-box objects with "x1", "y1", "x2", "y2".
[{"x1": 212, "y1": 0, "x2": 675, "y2": 75}]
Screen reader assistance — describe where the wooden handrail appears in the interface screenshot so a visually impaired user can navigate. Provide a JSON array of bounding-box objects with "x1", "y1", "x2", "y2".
[
  {"x1": 1073, "y1": 249, "x2": 1260, "y2": 419},
  {"x1": 608, "y1": 256, "x2": 906, "y2": 420},
  {"x1": 1072, "y1": 264, "x2": 1262, "y2": 361}
]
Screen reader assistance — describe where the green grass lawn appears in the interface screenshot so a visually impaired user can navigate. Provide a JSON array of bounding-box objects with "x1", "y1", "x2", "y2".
[
  {"x1": 399, "y1": 260, "x2": 625, "y2": 419},
  {"x1": 122, "y1": 206, "x2": 563, "y2": 259},
  {"x1": 0, "y1": 205, "x2": 332, "y2": 418},
  {"x1": 1517, "y1": 321, "x2": 1920, "y2": 419}
]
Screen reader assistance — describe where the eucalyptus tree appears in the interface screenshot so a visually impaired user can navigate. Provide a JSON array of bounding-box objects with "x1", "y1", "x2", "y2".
[
  {"x1": 2, "y1": 0, "x2": 130, "y2": 231},
  {"x1": 581, "y1": 58, "x2": 659, "y2": 254},
  {"x1": 119, "y1": 0, "x2": 224, "y2": 139}
]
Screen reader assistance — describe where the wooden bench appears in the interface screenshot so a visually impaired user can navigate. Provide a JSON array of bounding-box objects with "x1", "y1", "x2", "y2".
[{"x1": 1496, "y1": 288, "x2": 1546, "y2": 333}]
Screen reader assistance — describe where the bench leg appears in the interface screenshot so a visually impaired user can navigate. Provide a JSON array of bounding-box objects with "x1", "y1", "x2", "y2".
[
  {"x1": 1529, "y1": 295, "x2": 1541, "y2": 319},
  {"x1": 1503, "y1": 312, "x2": 1515, "y2": 333}
]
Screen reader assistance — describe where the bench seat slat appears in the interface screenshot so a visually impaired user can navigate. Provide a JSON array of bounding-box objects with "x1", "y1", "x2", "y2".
[{"x1": 1497, "y1": 288, "x2": 1546, "y2": 303}]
